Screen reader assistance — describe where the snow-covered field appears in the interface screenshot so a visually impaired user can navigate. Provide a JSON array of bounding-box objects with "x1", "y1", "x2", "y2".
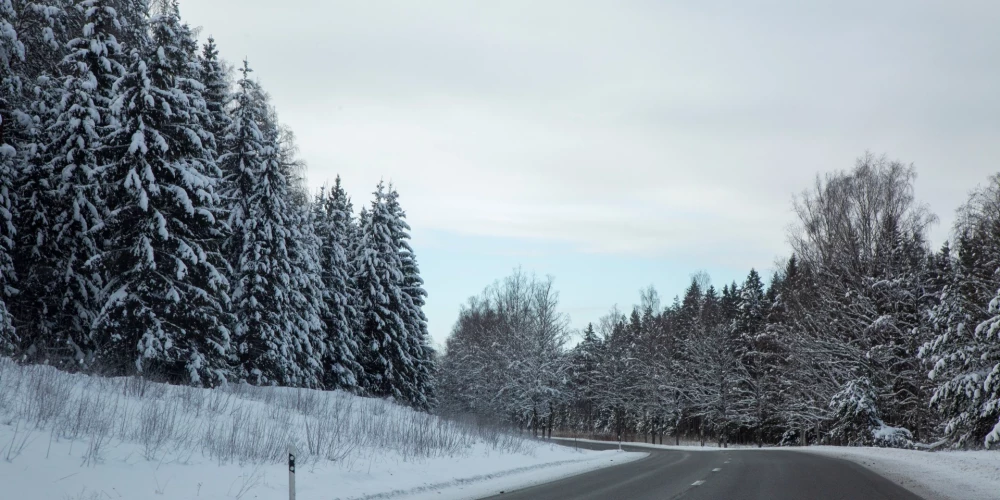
[{"x1": 0, "y1": 359, "x2": 644, "y2": 499}]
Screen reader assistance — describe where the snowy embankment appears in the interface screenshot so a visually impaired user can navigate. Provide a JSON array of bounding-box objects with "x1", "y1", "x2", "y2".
[
  {"x1": 556, "y1": 437, "x2": 1000, "y2": 500},
  {"x1": 0, "y1": 359, "x2": 643, "y2": 500}
]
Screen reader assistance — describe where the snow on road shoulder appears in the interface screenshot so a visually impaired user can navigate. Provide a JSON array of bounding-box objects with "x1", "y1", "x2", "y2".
[
  {"x1": 346, "y1": 446, "x2": 646, "y2": 500},
  {"x1": 794, "y1": 446, "x2": 1000, "y2": 500},
  {"x1": 0, "y1": 424, "x2": 643, "y2": 500},
  {"x1": 553, "y1": 436, "x2": 752, "y2": 451},
  {"x1": 0, "y1": 361, "x2": 645, "y2": 500}
]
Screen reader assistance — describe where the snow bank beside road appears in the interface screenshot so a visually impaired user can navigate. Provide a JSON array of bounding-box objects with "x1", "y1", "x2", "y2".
[
  {"x1": 0, "y1": 425, "x2": 643, "y2": 500},
  {"x1": 0, "y1": 359, "x2": 643, "y2": 500},
  {"x1": 553, "y1": 436, "x2": 756, "y2": 451},
  {"x1": 796, "y1": 446, "x2": 1000, "y2": 500},
  {"x1": 344, "y1": 448, "x2": 645, "y2": 500}
]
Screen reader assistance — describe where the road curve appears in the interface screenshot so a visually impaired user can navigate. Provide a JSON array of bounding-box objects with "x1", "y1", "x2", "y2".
[{"x1": 481, "y1": 440, "x2": 923, "y2": 500}]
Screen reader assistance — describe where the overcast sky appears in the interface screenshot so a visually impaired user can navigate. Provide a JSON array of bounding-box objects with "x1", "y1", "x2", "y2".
[{"x1": 180, "y1": 0, "x2": 1000, "y2": 347}]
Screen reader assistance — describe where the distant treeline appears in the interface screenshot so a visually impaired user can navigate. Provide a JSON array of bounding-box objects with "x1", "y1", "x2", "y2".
[{"x1": 440, "y1": 155, "x2": 1000, "y2": 449}]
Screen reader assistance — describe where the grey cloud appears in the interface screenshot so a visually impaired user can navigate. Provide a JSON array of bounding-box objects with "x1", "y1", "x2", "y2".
[{"x1": 182, "y1": 0, "x2": 1000, "y2": 265}]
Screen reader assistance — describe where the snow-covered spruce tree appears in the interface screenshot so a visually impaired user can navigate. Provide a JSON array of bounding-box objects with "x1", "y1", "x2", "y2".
[
  {"x1": 0, "y1": 0, "x2": 24, "y2": 353},
  {"x1": 354, "y1": 182, "x2": 424, "y2": 404},
  {"x1": 734, "y1": 269, "x2": 776, "y2": 446},
  {"x1": 312, "y1": 177, "x2": 363, "y2": 390},
  {"x1": 966, "y1": 289, "x2": 1000, "y2": 449},
  {"x1": 198, "y1": 36, "x2": 230, "y2": 164},
  {"x1": 6, "y1": 1, "x2": 75, "y2": 350},
  {"x1": 667, "y1": 278, "x2": 704, "y2": 440},
  {"x1": 385, "y1": 185, "x2": 435, "y2": 407},
  {"x1": 222, "y1": 60, "x2": 324, "y2": 388},
  {"x1": 567, "y1": 323, "x2": 603, "y2": 432},
  {"x1": 9, "y1": 0, "x2": 74, "y2": 82},
  {"x1": 288, "y1": 201, "x2": 333, "y2": 386},
  {"x1": 736, "y1": 269, "x2": 783, "y2": 446},
  {"x1": 14, "y1": 0, "x2": 125, "y2": 366},
  {"x1": 828, "y1": 376, "x2": 913, "y2": 448},
  {"x1": 921, "y1": 174, "x2": 1000, "y2": 448},
  {"x1": 113, "y1": 0, "x2": 149, "y2": 52},
  {"x1": 91, "y1": 9, "x2": 231, "y2": 385}
]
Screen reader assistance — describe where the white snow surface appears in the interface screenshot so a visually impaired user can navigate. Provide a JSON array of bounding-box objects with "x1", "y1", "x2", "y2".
[
  {"x1": 0, "y1": 360, "x2": 644, "y2": 500},
  {"x1": 0, "y1": 428, "x2": 641, "y2": 500},
  {"x1": 794, "y1": 446, "x2": 1000, "y2": 500}
]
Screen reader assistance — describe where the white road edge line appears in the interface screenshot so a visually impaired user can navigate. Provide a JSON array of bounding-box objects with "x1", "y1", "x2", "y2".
[{"x1": 692, "y1": 480, "x2": 706, "y2": 486}]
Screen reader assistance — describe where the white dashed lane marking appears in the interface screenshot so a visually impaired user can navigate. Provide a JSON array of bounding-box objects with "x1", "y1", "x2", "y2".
[
  {"x1": 712, "y1": 468, "x2": 722, "y2": 472},
  {"x1": 692, "y1": 480, "x2": 706, "y2": 486}
]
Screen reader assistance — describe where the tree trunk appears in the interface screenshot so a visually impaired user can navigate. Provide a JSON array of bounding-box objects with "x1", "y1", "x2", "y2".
[
  {"x1": 547, "y1": 402, "x2": 554, "y2": 439},
  {"x1": 533, "y1": 407, "x2": 538, "y2": 438}
]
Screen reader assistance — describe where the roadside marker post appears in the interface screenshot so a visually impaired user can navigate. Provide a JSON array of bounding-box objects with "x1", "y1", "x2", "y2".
[{"x1": 288, "y1": 444, "x2": 297, "y2": 500}]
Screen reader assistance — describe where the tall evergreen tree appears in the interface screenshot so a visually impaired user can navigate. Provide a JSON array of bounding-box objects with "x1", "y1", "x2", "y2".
[
  {"x1": 385, "y1": 185, "x2": 435, "y2": 407},
  {"x1": 922, "y1": 175, "x2": 1000, "y2": 448},
  {"x1": 198, "y1": 36, "x2": 230, "y2": 164},
  {"x1": 0, "y1": 0, "x2": 23, "y2": 353},
  {"x1": 114, "y1": 0, "x2": 149, "y2": 51},
  {"x1": 15, "y1": 0, "x2": 125, "y2": 365},
  {"x1": 735, "y1": 268, "x2": 779, "y2": 445},
  {"x1": 92, "y1": 8, "x2": 231, "y2": 385},
  {"x1": 7, "y1": 1, "x2": 75, "y2": 353},
  {"x1": 569, "y1": 323, "x2": 602, "y2": 431},
  {"x1": 223, "y1": 60, "x2": 324, "y2": 387},
  {"x1": 354, "y1": 181, "x2": 421, "y2": 404},
  {"x1": 313, "y1": 177, "x2": 363, "y2": 390}
]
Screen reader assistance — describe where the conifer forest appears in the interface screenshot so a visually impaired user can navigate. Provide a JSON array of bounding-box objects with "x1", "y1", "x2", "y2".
[{"x1": 0, "y1": 0, "x2": 435, "y2": 408}]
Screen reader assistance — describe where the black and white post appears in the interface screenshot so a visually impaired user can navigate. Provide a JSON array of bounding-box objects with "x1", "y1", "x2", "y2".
[{"x1": 288, "y1": 444, "x2": 297, "y2": 500}]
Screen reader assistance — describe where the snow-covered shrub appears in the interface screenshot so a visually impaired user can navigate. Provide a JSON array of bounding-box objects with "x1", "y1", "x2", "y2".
[
  {"x1": 780, "y1": 428, "x2": 809, "y2": 447},
  {"x1": 828, "y1": 377, "x2": 914, "y2": 448},
  {"x1": 828, "y1": 378, "x2": 882, "y2": 446},
  {"x1": 872, "y1": 423, "x2": 914, "y2": 449}
]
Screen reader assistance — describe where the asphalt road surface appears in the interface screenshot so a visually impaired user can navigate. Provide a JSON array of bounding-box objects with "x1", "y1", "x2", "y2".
[{"x1": 483, "y1": 440, "x2": 923, "y2": 500}]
